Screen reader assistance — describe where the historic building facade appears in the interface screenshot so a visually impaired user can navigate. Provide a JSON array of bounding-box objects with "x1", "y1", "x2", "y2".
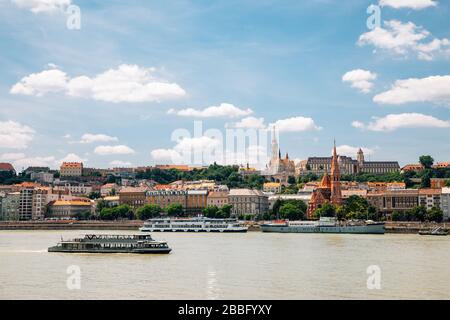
[
  {"x1": 146, "y1": 189, "x2": 208, "y2": 215},
  {"x1": 307, "y1": 142, "x2": 343, "y2": 218},
  {"x1": 228, "y1": 189, "x2": 269, "y2": 216},
  {"x1": 297, "y1": 148, "x2": 399, "y2": 177},
  {"x1": 60, "y1": 162, "x2": 83, "y2": 177}
]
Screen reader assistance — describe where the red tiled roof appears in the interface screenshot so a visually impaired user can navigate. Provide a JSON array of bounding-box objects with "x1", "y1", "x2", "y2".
[
  {"x1": 0, "y1": 163, "x2": 15, "y2": 171},
  {"x1": 419, "y1": 189, "x2": 442, "y2": 195},
  {"x1": 61, "y1": 162, "x2": 83, "y2": 168}
]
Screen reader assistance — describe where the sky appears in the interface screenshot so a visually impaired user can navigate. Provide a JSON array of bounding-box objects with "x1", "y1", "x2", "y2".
[{"x1": 0, "y1": 0, "x2": 449, "y2": 171}]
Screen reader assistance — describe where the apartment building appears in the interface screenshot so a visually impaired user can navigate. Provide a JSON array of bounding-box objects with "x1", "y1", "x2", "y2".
[{"x1": 228, "y1": 189, "x2": 269, "y2": 216}]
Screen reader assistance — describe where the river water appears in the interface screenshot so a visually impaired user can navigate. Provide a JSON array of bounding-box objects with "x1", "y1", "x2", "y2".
[{"x1": 0, "y1": 230, "x2": 449, "y2": 300}]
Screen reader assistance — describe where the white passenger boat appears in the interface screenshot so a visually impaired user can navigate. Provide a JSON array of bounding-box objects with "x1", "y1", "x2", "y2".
[{"x1": 140, "y1": 217, "x2": 248, "y2": 233}]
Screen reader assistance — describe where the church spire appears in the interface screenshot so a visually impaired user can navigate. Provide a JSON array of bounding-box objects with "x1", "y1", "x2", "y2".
[{"x1": 330, "y1": 140, "x2": 342, "y2": 205}]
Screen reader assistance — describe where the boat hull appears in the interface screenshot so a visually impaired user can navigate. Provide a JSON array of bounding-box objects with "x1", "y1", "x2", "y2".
[
  {"x1": 48, "y1": 247, "x2": 172, "y2": 254},
  {"x1": 418, "y1": 231, "x2": 448, "y2": 236},
  {"x1": 139, "y1": 228, "x2": 247, "y2": 233},
  {"x1": 261, "y1": 223, "x2": 385, "y2": 234}
]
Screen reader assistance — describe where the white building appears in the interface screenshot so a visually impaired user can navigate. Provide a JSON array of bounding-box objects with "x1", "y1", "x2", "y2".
[
  {"x1": 418, "y1": 189, "x2": 441, "y2": 211},
  {"x1": 31, "y1": 172, "x2": 54, "y2": 184},
  {"x1": 53, "y1": 183, "x2": 93, "y2": 196}
]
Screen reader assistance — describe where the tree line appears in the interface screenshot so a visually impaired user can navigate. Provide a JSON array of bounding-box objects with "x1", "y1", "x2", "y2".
[{"x1": 135, "y1": 164, "x2": 266, "y2": 189}]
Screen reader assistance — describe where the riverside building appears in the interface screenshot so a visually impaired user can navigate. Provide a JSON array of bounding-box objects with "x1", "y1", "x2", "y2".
[
  {"x1": 228, "y1": 189, "x2": 269, "y2": 216},
  {"x1": 297, "y1": 148, "x2": 399, "y2": 176}
]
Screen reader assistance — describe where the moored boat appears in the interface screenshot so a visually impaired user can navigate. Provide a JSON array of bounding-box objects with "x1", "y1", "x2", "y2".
[
  {"x1": 48, "y1": 234, "x2": 172, "y2": 254},
  {"x1": 261, "y1": 217, "x2": 385, "y2": 234},
  {"x1": 140, "y1": 217, "x2": 248, "y2": 233},
  {"x1": 418, "y1": 226, "x2": 448, "y2": 236}
]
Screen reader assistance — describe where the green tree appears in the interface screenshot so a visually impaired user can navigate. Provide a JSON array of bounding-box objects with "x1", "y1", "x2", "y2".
[
  {"x1": 281, "y1": 184, "x2": 299, "y2": 194},
  {"x1": 279, "y1": 202, "x2": 305, "y2": 220},
  {"x1": 421, "y1": 169, "x2": 432, "y2": 188},
  {"x1": 99, "y1": 208, "x2": 114, "y2": 220},
  {"x1": 287, "y1": 176, "x2": 296, "y2": 185},
  {"x1": 391, "y1": 211, "x2": 404, "y2": 221},
  {"x1": 136, "y1": 204, "x2": 162, "y2": 220},
  {"x1": 336, "y1": 206, "x2": 347, "y2": 221},
  {"x1": 220, "y1": 204, "x2": 232, "y2": 218},
  {"x1": 203, "y1": 205, "x2": 220, "y2": 218},
  {"x1": 271, "y1": 199, "x2": 283, "y2": 218},
  {"x1": 113, "y1": 204, "x2": 134, "y2": 220},
  {"x1": 419, "y1": 155, "x2": 434, "y2": 169},
  {"x1": 409, "y1": 206, "x2": 427, "y2": 222},
  {"x1": 88, "y1": 191, "x2": 101, "y2": 199},
  {"x1": 96, "y1": 199, "x2": 110, "y2": 213},
  {"x1": 166, "y1": 203, "x2": 184, "y2": 217},
  {"x1": 314, "y1": 203, "x2": 337, "y2": 218},
  {"x1": 341, "y1": 195, "x2": 379, "y2": 221},
  {"x1": 426, "y1": 206, "x2": 443, "y2": 223}
]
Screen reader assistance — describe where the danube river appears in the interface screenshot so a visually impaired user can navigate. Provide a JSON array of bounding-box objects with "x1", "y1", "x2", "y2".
[{"x1": 1, "y1": 230, "x2": 449, "y2": 300}]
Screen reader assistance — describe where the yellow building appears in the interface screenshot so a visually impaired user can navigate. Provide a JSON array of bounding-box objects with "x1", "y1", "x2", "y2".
[
  {"x1": 60, "y1": 162, "x2": 83, "y2": 177},
  {"x1": 263, "y1": 182, "x2": 282, "y2": 194}
]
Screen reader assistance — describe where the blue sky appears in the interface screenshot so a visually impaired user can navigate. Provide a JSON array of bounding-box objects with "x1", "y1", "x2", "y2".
[{"x1": 0, "y1": 0, "x2": 449, "y2": 170}]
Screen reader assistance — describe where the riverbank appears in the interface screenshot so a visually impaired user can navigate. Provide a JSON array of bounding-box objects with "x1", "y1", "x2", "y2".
[{"x1": 0, "y1": 220, "x2": 447, "y2": 234}]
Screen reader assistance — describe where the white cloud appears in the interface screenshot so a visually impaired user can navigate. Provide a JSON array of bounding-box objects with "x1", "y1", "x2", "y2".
[
  {"x1": 13, "y1": 156, "x2": 56, "y2": 169},
  {"x1": 94, "y1": 145, "x2": 135, "y2": 155},
  {"x1": 0, "y1": 153, "x2": 26, "y2": 161},
  {"x1": 151, "y1": 136, "x2": 222, "y2": 165},
  {"x1": 216, "y1": 145, "x2": 269, "y2": 169},
  {"x1": 358, "y1": 20, "x2": 450, "y2": 60},
  {"x1": 270, "y1": 116, "x2": 321, "y2": 133},
  {"x1": 12, "y1": 0, "x2": 71, "y2": 13},
  {"x1": 342, "y1": 69, "x2": 377, "y2": 93},
  {"x1": 59, "y1": 153, "x2": 86, "y2": 163},
  {"x1": 354, "y1": 113, "x2": 450, "y2": 131},
  {"x1": 62, "y1": 134, "x2": 71, "y2": 139},
  {"x1": 151, "y1": 149, "x2": 183, "y2": 163},
  {"x1": 151, "y1": 137, "x2": 268, "y2": 168},
  {"x1": 80, "y1": 133, "x2": 118, "y2": 144},
  {"x1": 11, "y1": 64, "x2": 186, "y2": 103},
  {"x1": 230, "y1": 116, "x2": 266, "y2": 129},
  {"x1": 10, "y1": 69, "x2": 68, "y2": 96},
  {"x1": 110, "y1": 160, "x2": 132, "y2": 167},
  {"x1": 0, "y1": 121, "x2": 35, "y2": 149},
  {"x1": 9, "y1": 153, "x2": 86, "y2": 170},
  {"x1": 351, "y1": 121, "x2": 365, "y2": 129},
  {"x1": 335, "y1": 145, "x2": 376, "y2": 157},
  {"x1": 168, "y1": 103, "x2": 253, "y2": 118},
  {"x1": 379, "y1": 0, "x2": 437, "y2": 10},
  {"x1": 174, "y1": 136, "x2": 221, "y2": 153},
  {"x1": 373, "y1": 75, "x2": 450, "y2": 105}
]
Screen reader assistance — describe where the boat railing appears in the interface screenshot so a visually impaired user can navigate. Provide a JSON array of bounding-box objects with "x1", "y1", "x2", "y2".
[{"x1": 431, "y1": 226, "x2": 442, "y2": 234}]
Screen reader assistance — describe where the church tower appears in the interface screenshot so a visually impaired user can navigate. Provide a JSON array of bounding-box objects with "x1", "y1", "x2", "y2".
[
  {"x1": 357, "y1": 148, "x2": 364, "y2": 166},
  {"x1": 330, "y1": 140, "x2": 343, "y2": 205}
]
